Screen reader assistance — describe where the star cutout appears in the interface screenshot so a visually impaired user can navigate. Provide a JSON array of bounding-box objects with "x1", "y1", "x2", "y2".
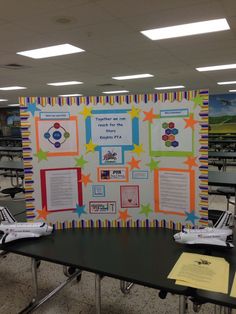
[
  {"x1": 74, "y1": 155, "x2": 88, "y2": 168},
  {"x1": 74, "y1": 204, "x2": 87, "y2": 218},
  {"x1": 34, "y1": 149, "x2": 48, "y2": 162},
  {"x1": 184, "y1": 115, "x2": 198, "y2": 129},
  {"x1": 85, "y1": 139, "x2": 97, "y2": 154},
  {"x1": 80, "y1": 106, "x2": 93, "y2": 119},
  {"x1": 127, "y1": 156, "x2": 141, "y2": 170},
  {"x1": 139, "y1": 204, "x2": 153, "y2": 218},
  {"x1": 36, "y1": 207, "x2": 48, "y2": 220},
  {"x1": 118, "y1": 209, "x2": 131, "y2": 223},
  {"x1": 146, "y1": 158, "x2": 160, "y2": 172},
  {"x1": 185, "y1": 211, "x2": 199, "y2": 225},
  {"x1": 143, "y1": 108, "x2": 158, "y2": 123},
  {"x1": 184, "y1": 156, "x2": 198, "y2": 169},
  {"x1": 192, "y1": 94, "x2": 204, "y2": 109},
  {"x1": 27, "y1": 102, "x2": 41, "y2": 117},
  {"x1": 80, "y1": 173, "x2": 93, "y2": 186},
  {"x1": 128, "y1": 105, "x2": 141, "y2": 119},
  {"x1": 132, "y1": 144, "x2": 145, "y2": 156}
]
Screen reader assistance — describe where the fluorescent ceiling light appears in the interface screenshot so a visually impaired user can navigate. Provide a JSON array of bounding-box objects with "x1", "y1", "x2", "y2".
[
  {"x1": 47, "y1": 81, "x2": 83, "y2": 86},
  {"x1": 229, "y1": 90, "x2": 236, "y2": 92},
  {"x1": 217, "y1": 80, "x2": 236, "y2": 85},
  {"x1": 112, "y1": 74, "x2": 153, "y2": 80},
  {"x1": 59, "y1": 94, "x2": 83, "y2": 96},
  {"x1": 17, "y1": 43, "x2": 85, "y2": 59},
  {"x1": 0, "y1": 99, "x2": 8, "y2": 102},
  {"x1": 196, "y1": 64, "x2": 236, "y2": 72},
  {"x1": 8, "y1": 104, "x2": 20, "y2": 107},
  {"x1": 0, "y1": 86, "x2": 26, "y2": 90},
  {"x1": 154, "y1": 85, "x2": 185, "y2": 90},
  {"x1": 103, "y1": 90, "x2": 129, "y2": 94},
  {"x1": 141, "y1": 18, "x2": 230, "y2": 40}
]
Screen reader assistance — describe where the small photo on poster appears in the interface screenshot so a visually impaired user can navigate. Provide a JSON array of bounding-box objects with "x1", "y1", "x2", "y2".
[
  {"x1": 101, "y1": 146, "x2": 123, "y2": 165},
  {"x1": 89, "y1": 201, "x2": 116, "y2": 214},
  {"x1": 98, "y1": 167, "x2": 128, "y2": 182},
  {"x1": 92, "y1": 185, "x2": 105, "y2": 197},
  {"x1": 120, "y1": 185, "x2": 140, "y2": 208}
]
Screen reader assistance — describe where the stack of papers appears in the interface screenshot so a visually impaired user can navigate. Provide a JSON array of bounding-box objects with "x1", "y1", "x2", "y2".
[{"x1": 168, "y1": 252, "x2": 229, "y2": 294}]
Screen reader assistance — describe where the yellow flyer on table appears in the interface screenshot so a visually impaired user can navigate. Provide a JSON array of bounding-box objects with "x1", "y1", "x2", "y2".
[{"x1": 168, "y1": 252, "x2": 229, "y2": 294}]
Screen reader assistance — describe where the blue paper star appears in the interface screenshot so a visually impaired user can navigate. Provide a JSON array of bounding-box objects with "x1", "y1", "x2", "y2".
[
  {"x1": 74, "y1": 204, "x2": 87, "y2": 218},
  {"x1": 27, "y1": 102, "x2": 41, "y2": 117},
  {"x1": 185, "y1": 211, "x2": 199, "y2": 225}
]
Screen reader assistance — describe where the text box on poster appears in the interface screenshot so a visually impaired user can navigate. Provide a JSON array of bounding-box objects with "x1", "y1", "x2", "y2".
[
  {"x1": 40, "y1": 168, "x2": 83, "y2": 212},
  {"x1": 86, "y1": 109, "x2": 139, "y2": 165}
]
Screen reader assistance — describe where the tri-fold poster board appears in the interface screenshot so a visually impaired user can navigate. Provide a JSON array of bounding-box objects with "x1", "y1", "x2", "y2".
[{"x1": 19, "y1": 90, "x2": 208, "y2": 229}]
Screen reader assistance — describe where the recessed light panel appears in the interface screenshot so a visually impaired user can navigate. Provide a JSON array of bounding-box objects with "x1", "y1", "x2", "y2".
[
  {"x1": 0, "y1": 86, "x2": 27, "y2": 90},
  {"x1": 17, "y1": 44, "x2": 85, "y2": 59},
  {"x1": 154, "y1": 85, "x2": 185, "y2": 90},
  {"x1": 196, "y1": 64, "x2": 236, "y2": 72},
  {"x1": 47, "y1": 81, "x2": 83, "y2": 86},
  {"x1": 217, "y1": 81, "x2": 236, "y2": 85},
  {"x1": 141, "y1": 18, "x2": 230, "y2": 40},
  {"x1": 112, "y1": 74, "x2": 153, "y2": 80},
  {"x1": 59, "y1": 94, "x2": 83, "y2": 96},
  {"x1": 103, "y1": 90, "x2": 129, "y2": 94},
  {"x1": 229, "y1": 90, "x2": 236, "y2": 92},
  {"x1": 0, "y1": 99, "x2": 8, "y2": 102},
  {"x1": 8, "y1": 104, "x2": 20, "y2": 107}
]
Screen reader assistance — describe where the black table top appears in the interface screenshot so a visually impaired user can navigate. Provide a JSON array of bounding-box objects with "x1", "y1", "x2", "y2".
[
  {"x1": 0, "y1": 137, "x2": 22, "y2": 141},
  {"x1": 1, "y1": 228, "x2": 203, "y2": 296},
  {"x1": 210, "y1": 140, "x2": 236, "y2": 144},
  {"x1": 2, "y1": 226, "x2": 236, "y2": 307},
  {"x1": 0, "y1": 160, "x2": 23, "y2": 171},
  {"x1": 0, "y1": 146, "x2": 22, "y2": 152},
  {"x1": 209, "y1": 152, "x2": 236, "y2": 159},
  {"x1": 0, "y1": 200, "x2": 26, "y2": 222},
  {"x1": 208, "y1": 171, "x2": 236, "y2": 188},
  {"x1": 209, "y1": 135, "x2": 236, "y2": 139}
]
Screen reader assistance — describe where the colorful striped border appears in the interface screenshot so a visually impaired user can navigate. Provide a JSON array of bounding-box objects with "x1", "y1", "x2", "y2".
[{"x1": 19, "y1": 89, "x2": 208, "y2": 231}]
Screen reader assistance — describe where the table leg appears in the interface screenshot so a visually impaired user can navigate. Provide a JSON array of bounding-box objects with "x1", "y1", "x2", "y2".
[
  {"x1": 179, "y1": 295, "x2": 187, "y2": 314},
  {"x1": 120, "y1": 281, "x2": 134, "y2": 294},
  {"x1": 234, "y1": 187, "x2": 236, "y2": 218},
  {"x1": 223, "y1": 158, "x2": 226, "y2": 172},
  {"x1": 95, "y1": 274, "x2": 102, "y2": 314},
  {"x1": 19, "y1": 258, "x2": 39, "y2": 313},
  {"x1": 19, "y1": 261, "x2": 80, "y2": 313},
  {"x1": 31, "y1": 257, "x2": 39, "y2": 303}
]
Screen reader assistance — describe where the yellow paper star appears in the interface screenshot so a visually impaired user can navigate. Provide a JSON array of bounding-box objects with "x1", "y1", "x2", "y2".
[
  {"x1": 80, "y1": 106, "x2": 93, "y2": 119},
  {"x1": 132, "y1": 144, "x2": 145, "y2": 156},
  {"x1": 85, "y1": 139, "x2": 97, "y2": 153},
  {"x1": 128, "y1": 105, "x2": 141, "y2": 119}
]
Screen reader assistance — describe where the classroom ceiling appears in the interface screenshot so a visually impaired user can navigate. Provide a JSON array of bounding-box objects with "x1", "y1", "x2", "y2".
[{"x1": 1, "y1": 0, "x2": 236, "y2": 107}]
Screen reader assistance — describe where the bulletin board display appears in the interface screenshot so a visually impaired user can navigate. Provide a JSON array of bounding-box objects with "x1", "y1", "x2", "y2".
[{"x1": 19, "y1": 90, "x2": 208, "y2": 230}]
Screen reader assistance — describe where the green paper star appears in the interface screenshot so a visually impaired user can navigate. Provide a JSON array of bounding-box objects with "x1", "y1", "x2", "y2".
[
  {"x1": 34, "y1": 149, "x2": 48, "y2": 162},
  {"x1": 74, "y1": 155, "x2": 88, "y2": 168},
  {"x1": 192, "y1": 95, "x2": 204, "y2": 109},
  {"x1": 146, "y1": 158, "x2": 159, "y2": 171},
  {"x1": 139, "y1": 203, "x2": 153, "y2": 218}
]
